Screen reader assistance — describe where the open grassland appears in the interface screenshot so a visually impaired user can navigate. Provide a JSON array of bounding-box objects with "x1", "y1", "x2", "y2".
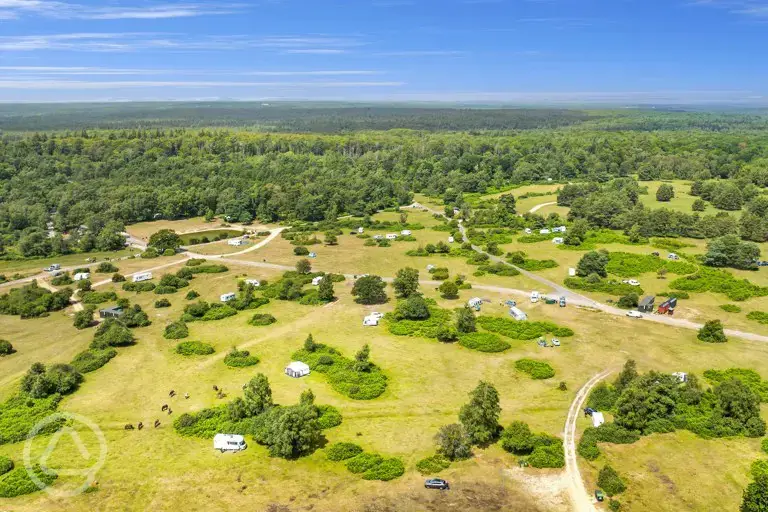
[
  {"x1": 5, "y1": 221, "x2": 768, "y2": 511},
  {"x1": 125, "y1": 217, "x2": 275, "y2": 242},
  {"x1": 638, "y1": 180, "x2": 719, "y2": 214},
  {"x1": 0, "y1": 249, "x2": 139, "y2": 277}
]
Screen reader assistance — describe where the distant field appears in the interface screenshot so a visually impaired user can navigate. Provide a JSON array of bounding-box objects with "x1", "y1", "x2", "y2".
[
  {"x1": 0, "y1": 249, "x2": 138, "y2": 276},
  {"x1": 638, "y1": 180, "x2": 719, "y2": 214},
  {"x1": 178, "y1": 229, "x2": 244, "y2": 245}
]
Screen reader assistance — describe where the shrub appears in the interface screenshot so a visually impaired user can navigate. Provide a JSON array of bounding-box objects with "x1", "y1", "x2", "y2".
[
  {"x1": 122, "y1": 281, "x2": 156, "y2": 293},
  {"x1": 153, "y1": 285, "x2": 178, "y2": 295},
  {"x1": 51, "y1": 274, "x2": 73, "y2": 286},
  {"x1": 436, "y1": 325, "x2": 459, "y2": 342},
  {"x1": 616, "y1": 293, "x2": 639, "y2": 309},
  {"x1": 527, "y1": 441, "x2": 565, "y2": 469},
  {"x1": 163, "y1": 321, "x2": 189, "y2": 339},
  {"x1": 70, "y1": 347, "x2": 117, "y2": 373},
  {"x1": 609, "y1": 500, "x2": 622, "y2": 512},
  {"x1": 362, "y1": 458, "x2": 405, "y2": 481},
  {"x1": 478, "y1": 262, "x2": 520, "y2": 277},
  {"x1": 316, "y1": 405, "x2": 342, "y2": 429},
  {"x1": 96, "y1": 262, "x2": 119, "y2": 273},
  {"x1": 0, "y1": 456, "x2": 13, "y2": 476},
  {"x1": 588, "y1": 382, "x2": 618, "y2": 410},
  {"x1": 476, "y1": 316, "x2": 574, "y2": 340},
  {"x1": 431, "y1": 267, "x2": 450, "y2": 280},
  {"x1": 111, "y1": 273, "x2": 126, "y2": 282},
  {"x1": 223, "y1": 347, "x2": 259, "y2": 367},
  {"x1": 597, "y1": 465, "x2": 626, "y2": 496},
  {"x1": 0, "y1": 395, "x2": 62, "y2": 445},
  {"x1": 92, "y1": 319, "x2": 135, "y2": 347},
  {"x1": 80, "y1": 291, "x2": 118, "y2": 304},
  {"x1": 175, "y1": 341, "x2": 215, "y2": 356},
  {"x1": 762, "y1": 438, "x2": 768, "y2": 454},
  {"x1": 0, "y1": 283, "x2": 73, "y2": 318},
  {"x1": 0, "y1": 340, "x2": 14, "y2": 356},
  {"x1": 703, "y1": 368, "x2": 768, "y2": 402},
  {"x1": 294, "y1": 246, "x2": 310, "y2": 256},
  {"x1": 720, "y1": 304, "x2": 742, "y2": 313},
  {"x1": 202, "y1": 304, "x2": 238, "y2": 321},
  {"x1": 387, "y1": 306, "x2": 452, "y2": 339},
  {"x1": 748, "y1": 311, "x2": 768, "y2": 325},
  {"x1": 698, "y1": 320, "x2": 727, "y2": 343},
  {"x1": 458, "y1": 332, "x2": 510, "y2": 353},
  {"x1": 565, "y1": 276, "x2": 644, "y2": 296},
  {"x1": 670, "y1": 267, "x2": 768, "y2": 301},
  {"x1": 163, "y1": 249, "x2": 175, "y2": 257},
  {"x1": 577, "y1": 424, "x2": 640, "y2": 460},
  {"x1": 415, "y1": 454, "x2": 451, "y2": 475},
  {"x1": 515, "y1": 359, "x2": 555, "y2": 379},
  {"x1": 346, "y1": 453, "x2": 383, "y2": 474},
  {"x1": 0, "y1": 465, "x2": 57, "y2": 498},
  {"x1": 292, "y1": 345, "x2": 387, "y2": 400},
  {"x1": 326, "y1": 442, "x2": 363, "y2": 461},
  {"x1": 186, "y1": 290, "x2": 200, "y2": 300},
  {"x1": 606, "y1": 251, "x2": 695, "y2": 278},
  {"x1": 248, "y1": 314, "x2": 276, "y2": 326},
  {"x1": 155, "y1": 298, "x2": 171, "y2": 308}
]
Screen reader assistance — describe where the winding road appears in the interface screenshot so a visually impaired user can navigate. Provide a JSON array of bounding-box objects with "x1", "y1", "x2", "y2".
[{"x1": 564, "y1": 370, "x2": 613, "y2": 512}]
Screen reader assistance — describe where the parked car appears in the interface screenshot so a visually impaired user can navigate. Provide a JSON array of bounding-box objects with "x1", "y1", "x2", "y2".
[
  {"x1": 626, "y1": 311, "x2": 643, "y2": 319},
  {"x1": 621, "y1": 279, "x2": 640, "y2": 286},
  {"x1": 44, "y1": 263, "x2": 61, "y2": 272},
  {"x1": 425, "y1": 478, "x2": 450, "y2": 490},
  {"x1": 595, "y1": 490, "x2": 605, "y2": 502},
  {"x1": 559, "y1": 296, "x2": 566, "y2": 307},
  {"x1": 530, "y1": 291, "x2": 540, "y2": 303},
  {"x1": 552, "y1": 338, "x2": 561, "y2": 347}
]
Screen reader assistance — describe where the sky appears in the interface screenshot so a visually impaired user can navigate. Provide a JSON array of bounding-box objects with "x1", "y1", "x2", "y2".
[{"x1": 0, "y1": 0, "x2": 766, "y2": 104}]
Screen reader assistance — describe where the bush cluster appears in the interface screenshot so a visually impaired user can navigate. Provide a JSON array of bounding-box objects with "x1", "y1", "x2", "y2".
[
  {"x1": 0, "y1": 340, "x2": 14, "y2": 356},
  {"x1": 155, "y1": 298, "x2": 171, "y2": 308},
  {"x1": 96, "y1": 262, "x2": 119, "y2": 273},
  {"x1": 719, "y1": 304, "x2": 742, "y2": 313},
  {"x1": 175, "y1": 341, "x2": 215, "y2": 356},
  {"x1": 163, "y1": 321, "x2": 189, "y2": 339},
  {"x1": 51, "y1": 274, "x2": 73, "y2": 286},
  {"x1": 0, "y1": 283, "x2": 73, "y2": 318},
  {"x1": 499, "y1": 421, "x2": 565, "y2": 468},
  {"x1": 476, "y1": 316, "x2": 574, "y2": 340},
  {"x1": 248, "y1": 314, "x2": 276, "y2": 326},
  {"x1": 703, "y1": 368, "x2": 768, "y2": 402},
  {"x1": 748, "y1": 311, "x2": 768, "y2": 325},
  {"x1": 387, "y1": 306, "x2": 452, "y2": 339},
  {"x1": 122, "y1": 281, "x2": 156, "y2": 293},
  {"x1": 606, "y1": 252, "x2": 696, "y2": 278},
  {"x1": 577, "y1": 424, "x2": 640, "y2": 460},
  {"x1": 598, "y1": 465, "x2": 627, "y2": 496},
  {"x1": 565, "y1": 276, "x2": 644, "y2": 296},
  {"x1": 0, "y1": 394, "x2": 62, "y2": 445},
  {"x1": 415, "y1": 454, "x2": 451, "y2": 475},
  {"x1": 80, "y1": 291, "x2": 118, "y2": 305},
  {"x1": 477, "y1": 262, "x2": 520, "y2": 277},
  {"x1": 70, "y1": 347, "x2": 117, "y2": 373},
  {"x1": 670, "y1": 267, "x2": 768, "y2": 301},
  {"x1": 0, "y1": 456, "x2": 12, "y2": 476},
  {"x1": 182, "y1": 301, "x2": 238, "y2": 322},
  {"x1": 515, "y1": 359, "x2": 556, "y2": 379},
  {"x1": 326, "y1": 442, "x2": 363, "y2": 461},
  {"x1": 0, "y1": 465, "x2": 57, "y2": 498},
  {"x1": 458, "y1": 332, "x2": 510, "y2": 353},
  {"x1": 316, "y1": 405, "x2": 342, "y2": 429},
  {"x1": 292, "y1": 345, "x2": 387, "y2": 400},
  {"x1": 223, "y1": 348, "x2": 259, "y2": 368}
]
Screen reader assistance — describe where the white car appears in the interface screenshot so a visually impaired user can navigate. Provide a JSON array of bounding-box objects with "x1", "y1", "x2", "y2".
[
  {"x1": 626, "y1": 311, "x2": 643, "y2": 319},
  {"x1": 622, "y1": 279, "x2": 640, "y2": 286},
  {"x1": 530, "y1": 291, "x2": 540, "y2": 303}
]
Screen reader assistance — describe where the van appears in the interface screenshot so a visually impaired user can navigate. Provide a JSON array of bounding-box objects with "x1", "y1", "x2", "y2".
[
  {"x1": 559, "y1": 296, "x2": 566, "y2": 307},
  {"x1": 213, "y1": 434, "x2": 247, "y2": 452},
  {"x1": 530, "y1": 291, "x2": 540, "y2": 303}
]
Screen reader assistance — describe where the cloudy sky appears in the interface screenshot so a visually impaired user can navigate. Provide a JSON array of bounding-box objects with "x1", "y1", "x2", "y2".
[{"x1": 0, "y1": 0, "x2": 766, "y2": 103}]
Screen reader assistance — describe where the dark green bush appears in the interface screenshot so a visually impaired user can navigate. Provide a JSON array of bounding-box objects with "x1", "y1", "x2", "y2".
[
  {"x1": 96, "y1": 262, "x2": 119, "y2": 273},
  {"x1": 223, "y1": 348, "x2": 259, "y2": 368},
  {"x1": 458, "y1": 332, "x2": 510, "y2": 353},
  {"x1": 185, "y1": 290, "x2": 200, "y2": 300},
  {"x1": 175, "y1": 341, "x2": 215, "y2": 356},
  {"x1": 122, "y1": 281, "x2": 156, "y2": 293},
  {"x1": 606, "y1": 252, "x2": 696, "y2": 278},
  {"x1": 515, "y1": 359, "x2": 555, "y2": 379},
  {"x1": 476, "y1": 316, "x2": 574, "y2": 340},
  {"x1": 70, "y1": 348, "x2": 117, "y2": 373},
  {"x1": 0, "y1": 395, "x2": 62, "y2": 445},
  {"x1": 0, "y1": 465, "x2": 57, "y2": 498},
  {"x1": 748, "y1": 311, "x2": 768, "y2": 325},
  {"x1": 112, "y1": 273, "x2": 126, "y2": 282},
  {"x1": 527, "y1": 441, "x2": 565, "y2": 468},
  {"x1": 346, "y1": 453, "x2": 383, "y2": 474},
  {"x1": 362, "y1": 458, "x2": 405, "y2": 481},
  {"x1": 416, "y1": 454, "x2": 451, "y2": 475},
  {"x1": 292, "y1": 345, "x2": 387, "y2": 400},
  {"x1": 92, "y1": 319, "x2": 135, "y2": 347},
  {"x1": 316, "y1": 405, "x2": 342, "y2": 429},
  {"x1": 588, "y1": 382, "x2": 618, "y2": 410},
  {"x1": 155, "y1": 298, "x2": 171, "y2": 308},
  {"x1": 0, "y1": 456, "x2": 13, "y2": 476},
  {"x1": 51, "y1": 274, "x2": 73, "y2": 286},
  {"x1": 597, "y1": 465, "x2": 626, "y2": 496},
  {"x1": 326, "y1": 442, "x2": 363, "y2": 461},
  {"x1": 80, "y1": 291, "x2": 118, "y2": 304},
  {"x1": 249, "y1": 314, "x2": 276, "y2": 326},
  {"x1": 0, "y1": 340, "x2": 14, "y2": 356},
  {"x1": 720, "y1": 304, "x2": 741, "y2": 313},
  {"x1": 163, "y1": 321, "x2": 189, "y2": 340},
  {"x1": 577, "y1": 424, "x2": 640, "y2": 461},
  {"x1": 670, "y1": 267, "x2": 768, "y2": 301}
]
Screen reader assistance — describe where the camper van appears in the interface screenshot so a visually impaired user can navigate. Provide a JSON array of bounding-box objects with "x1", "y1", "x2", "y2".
[
  {"x1": 530, "y1": 291, "x2": 540, "y2": 303},
  {"x1": 245, "y1": 279, "x2": 261, "y2": 287},
  {"x1": 74, "y1": 272, "x2": 90, "y2": 281},
  {"x1": 213, "y1": 434, "x2": 247, "y2": 452},
  {"x1": 385, "y1": 233, "x2": 398, "y2": 240},
  {"x1": 44, "y1": 263, "x2": 61, "y2": 272},
  {"x1": 220, "y1": 292, "x2": 236, "y2": 302},
  {"x1": 509, "y1": 306, "x2": 528, "y2": 321},
  {"x1": 312, "y1": 276, "x2": 323, "y2": 286},
  {"x1": 133, "y1": 272, "x2": 152, "y2": 283}
]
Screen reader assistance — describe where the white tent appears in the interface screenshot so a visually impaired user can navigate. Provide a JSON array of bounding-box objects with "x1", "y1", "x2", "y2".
[
  {"x1": 245, "y1": 279, "x2": 261, "y2": 287},
  {"x1": 592, "y1": 411, "x2": 605, "y2": 428},
  {"x1": 285, "y1": 361, "x2": 311, "y2": 378},
  {"x1": 312, "y1": 276, "x2": 323, "y2": 286}
]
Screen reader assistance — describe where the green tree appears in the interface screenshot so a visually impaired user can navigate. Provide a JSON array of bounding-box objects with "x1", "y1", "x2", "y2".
[
  {"x1": 0, "y1": 339, "x2": 14, "y2": 355},
  {"x1": 300, "y1": 388, "x2": 315, "y2": 406},
  {"x1": 576, "y1": 250, "x2": 609, "y2": 278},
  {"x1": 656, "y1": 184, "x2": 675, "y2": 202},
  {"x1": 698, "y1": 319, "x2": 728, "y2": 343},
  {"x1": 396, "y1": 294, "x2": 430, "y2": 320},
  {"x1": 715, "y1": 378, "x2": 763, "y2": 430},
  {"x1": 614, "y1": 372, "x2": 679, "y2": 432},
  {"x1": 93, "y1": 319, "x2": 135, "y2": 347},
  {"x1": 614, "y1": 360, "x2": 638, "y2": 394},
  {"x1": 704, "y1": 234, "x2": 761, "y2": 270},
  {"x1": 296, "y1": 259, "x2": 312, "y2": 274},
  {"x1": 73, "y1": 306, "x2": 96, "y2": 330},
  {"x1": 243, "y1": 373, "x2": 273, "y2": 416},
  {"x1": 263, "y1": 404, "x2": 321, "y2": 459},
  {"x1": 354, "y1": 344, "x2": 371, "y2": 372},
  {"x1": 498, "y1": 193, "x2": 517, "y2": 216},
  {"x1": 351, "y1": 275, "x2": 387, "y2": 305},
  {"x1": 598, "y1": 465, "x2": 627, "y2": 496},
  {"x1": 616, "y1": 293, "x2": 639, "y2": 309},
  {"x1": 627, "y1": 225, "x2": 644, "y2": 244},
  {"x1": 148, "y1": 229, "x2": 181, "y2": 252},
  {"x1": 392, "y1": 267, "x2": 420, "y2": 298},
  {"x1": 500, "y1": 421, "x2": 535, "y2": 454},
  {"x1": 324, "y1": 232, "x2": 338, "y2": 246},
  {"x1": 438, "y1": 280, "x2": 459, "y2": 299},
  {"x1": 565, "y1": 219, "x2": 589, "y2": 246},
  {"x1": 741, "y1": 474, "x2": 768, "y2": 512},
  {"x1": 692, "y1": 198, "x2": 707, "y2": 212},
  {"x1": 318, "y1": 275, "x2": 335, "y2": 302},
  {"x1": 434, "y1": 423, "x2": 473, "y2": 461},
  {"x1": 95, "y1": 221, "x2": 126, "y2": 251},
  {"x1": 456, "y1": 306, "x2": 476, "y2": 333},
  {"x1": 304, "y1": 333, "x2": 318, "y2": 352},
  {"x1": 459, "y1": 381, "x2": 501, "y2": 445}
]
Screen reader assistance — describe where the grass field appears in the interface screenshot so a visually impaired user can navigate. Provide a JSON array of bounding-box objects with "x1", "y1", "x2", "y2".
[
  {"x1": 638, "y1": 180, "x2": 719, "y2": 215},
  {"x1": 4, "y1": 210, "x2": 768, "y2": 511},
  {"x1": 0, "y1": 249, "x2": 139, "y2": 277},
  {"x1": 178, "y1": 229, "x2": 244, "y2": 245}
]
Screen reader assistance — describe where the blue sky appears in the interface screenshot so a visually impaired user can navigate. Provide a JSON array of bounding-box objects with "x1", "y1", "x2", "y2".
[{"x1": 0, "y1": 0, "x2": 766, "y2": 103}]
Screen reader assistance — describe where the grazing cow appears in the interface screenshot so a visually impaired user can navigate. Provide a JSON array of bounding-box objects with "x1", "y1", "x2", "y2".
[
  {"x1": 184, "y1": 393, "x2": 189, "y2": 399},
  {"x1": 161, "y1": 404, "x2": 169, "y2": 412},
  {"x1": 216, "y1": 390, "x2": 226, "y2": 399},
  {"x1": 124, "y1": 424, "x2": 134, "y2": 430},
  {"x1": 137, "y1": 422, "x2": 144, "y2": 431},
  {"x1": 212, "y1": 385, "x2": 219, "y2": 392},
  {"x1": 154, "y1": 420, "x2": 161, "y2": 428},
  {"x1": 167, "y1": 408, "x2": 173, "y2": 415},
  {"x1": 169, "y1": 390, "x2": 176, "y2": 398}
]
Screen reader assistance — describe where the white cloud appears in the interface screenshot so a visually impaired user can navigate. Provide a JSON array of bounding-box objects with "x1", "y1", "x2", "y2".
[
  {"x1": 0, "y1": 80, "x2": 404, "y2": 89},
  {"x1": 0, "y1": 1, "x2": 244, "y2": 20},
  {"x1": 283, "y1": 49, "x2": 348, "y2": 54},
  {"x1": 0, "y1": 66, "x2": 381, "y2": 76},
  {"x1": 373, "y1": 50, "x2": 467, "y2": 56},
  {"x1": 690, "y1": 0, "x2": 768, "y2": 19}
]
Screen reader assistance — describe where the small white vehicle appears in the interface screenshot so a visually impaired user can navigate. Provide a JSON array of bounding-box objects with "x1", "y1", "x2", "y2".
[
  {"x1": 626, "y1": 311, "x2": 643, "y2": 319},
  {"x1": 369, "y1": 312, "x2": 384, "y2": 320},
  {"x1": 622, "y1": 279, "x2": 640, "y2": 286},
  {"x1": 73, "y1": 272, "x2": 90, "y2": 281},
  {"x1": 552, "y1": 339, "x2": 561, "y2": 347},
  {"x1": 668, "y1": 253, "x2": 680, "y2": 261},
  {"x1": 530, "y1": 291, "x2": 540, "y2": 303},
  {"x1": 44, "y1": 263, "x2": 61, "y2": 272},
  {"x1": 213, "y1": 434, "x2": 247, "y2": 453}
]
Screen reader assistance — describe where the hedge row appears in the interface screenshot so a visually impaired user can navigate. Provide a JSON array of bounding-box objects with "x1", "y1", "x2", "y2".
[
  {"x1": 458, "y1": 332, "x2": 510, "y2": 353},
  {"x1": 292, "y1": 345, "x2": 387, "y2": 400},
  {"x1": 515, "y1": 359, "x2": 556, "y2": 380},
  {"x1": 415, "y1": 454, "x2": 451, "y2": 475},
  {"x1": 670, "y1": 267, "x2": 768, "y2": 301},
  {"x1": 565, "y1": 277, "x2": 644, "y2": 296},
  {"x1": 606, "y1": 252, "x2": 696, "y2": 278},
  {"x1": 175, "y1": 341, "x2": 215, "y2": 356},
  {"x1": 70, "y1": 347, "x2": 118, "y2": 373},
  {"x1": 476, "y1": 316, "x2": 574, "y2": 340},
  {"x1": 0, "y1": 465, "x2": 57, "y2": 498}
]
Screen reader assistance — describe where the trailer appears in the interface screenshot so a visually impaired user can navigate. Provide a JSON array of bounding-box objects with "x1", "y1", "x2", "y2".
[{"x1": 657, "y1": 297, "x2": 678, "y2": 315}]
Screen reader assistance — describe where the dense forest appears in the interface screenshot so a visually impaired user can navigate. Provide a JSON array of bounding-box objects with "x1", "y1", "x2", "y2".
[{"x1": 2, "y1": 108, "x2": 768, "y2": 259}]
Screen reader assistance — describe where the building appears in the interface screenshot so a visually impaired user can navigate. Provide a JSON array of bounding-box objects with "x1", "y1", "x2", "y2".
[
  {"x1": 552, "y1": 237, "x2": 564, "y2": 245},
  {"x1": 73, "y1": 272, "x2": 90, "y2": 281},
  {"x1": 228, "y1": 238, "x2": 248, "y2": 247},
  {"x1": 285, "y1": 361, "x2": 311, "y2": 378},
  {"x1": 312, "y1": 276, "x2": 323, "y2": 286},
  {"x1": 592, "y1": 411, "x2": 605, "y2": 428},
  {"x1": 133, "y1": 271, "x2": 152, "y2": 283},
  {"x1": 509, "y1": 306, "x2": 528, "y2": 321},
  {"x1": 245, "y1": 279, "x2": 261, "y2": 287},
  {"x1": 99, "y1": 306, "x2": 124, "y2": 319},
  {"x1": 401, "y1": 230, "x2": 412, "y2": 236},
  {"x1": 363, "y1": 315, "x2": 379, "y2": 326},
  {"x1": 220, "y1": 292, "x2": 236, "y2": 302},
  {"x1": 638, "y1": 296, "x2": 656, "y2": 313}
]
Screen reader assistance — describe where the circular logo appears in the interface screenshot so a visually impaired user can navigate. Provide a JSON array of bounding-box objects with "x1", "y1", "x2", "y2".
[{"x1": 23, "y1": 412, "x2": 108, "y2": 498}]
